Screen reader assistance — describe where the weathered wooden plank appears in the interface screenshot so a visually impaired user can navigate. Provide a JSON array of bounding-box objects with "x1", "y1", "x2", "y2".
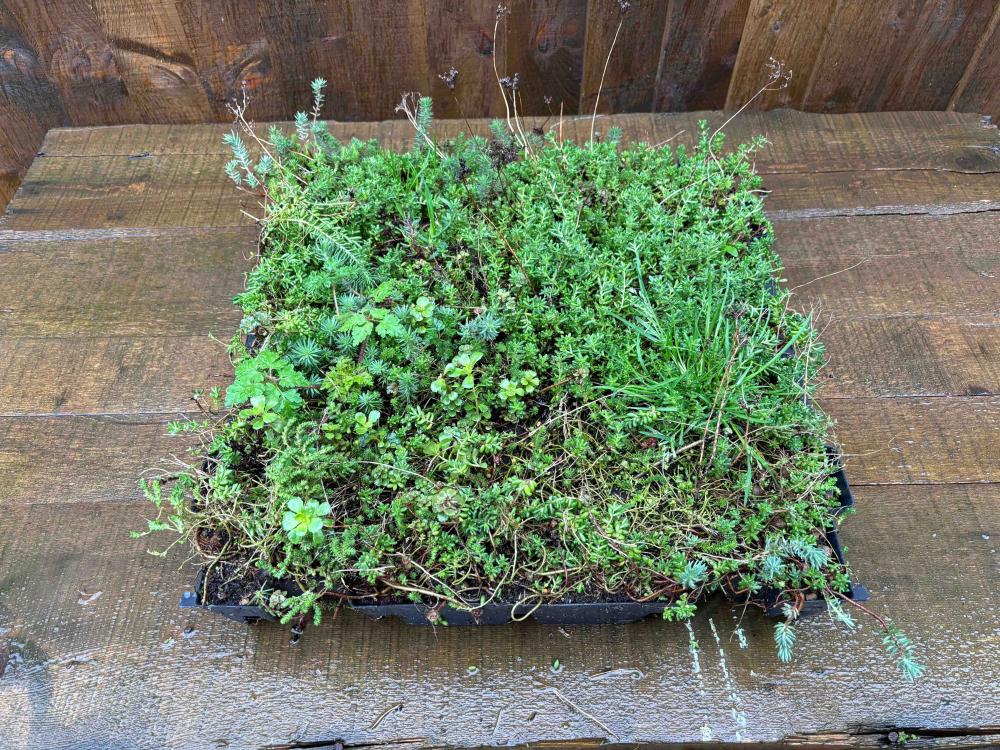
[
  {"x1": 819, "y1": 317, "x2": 1000, "y2": 399},
  {"x1": 802, "y1": 0, "x2": 995, "y2": 114},
  {"x1": 949, "y1": 2, "x2": 1000, "y2": 121},
  {"x1": 0, "y1": 413, "x2": 200, "y2": 504},
  {"x1": 6, "y1": 148, "x2": 997, "y2": 234},
  {"x1": 34, "y1": 110, "x2": 1000, "y2": 175},
  {"x1": 774, "y1": 212, "x2": 1000, "y2": 267},
  {"x1": 653, "y1": 0, "x2": 751, "y2": 112},
  {"x1": 1, "y1": 483, "x2": 997, "y2": 746},
  {"x1": 89, "y1": 0, "x2": 212, "y2": 124},
  {"x1": 0, "y1": 336, "x2": 232, "y2": 416},
  {"x1": 0, "y1": 228, "x2": 251, "y2": 336},
  {"x1": 725, "y1": 0, "x2": 836, "y2": 110},
  {"x1": 788, "y1": 254, "x2": 997, "y2": 321},
  {"x1": 826, "y1": 396, "x2": 1000, "y2": 485},
  {"x1": 2, "y1": 152, "x2": 253, "y2": 230},
  {"x1": 779, "y1": 214, "x2": 1000, "y2": 319},
  {"x1": 579, "y1": 0, "x2": 670, "y2": 114},
  {"x1": 764, "y1": 169, "x2": 1000, "y2": 220}
]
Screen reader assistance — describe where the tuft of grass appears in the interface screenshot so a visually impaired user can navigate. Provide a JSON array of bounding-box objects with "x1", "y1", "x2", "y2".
[{"x1": 140, "y1": 81, "x2": 921, "y2": 677}]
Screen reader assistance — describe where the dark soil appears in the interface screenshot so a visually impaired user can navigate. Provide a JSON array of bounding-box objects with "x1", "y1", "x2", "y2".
[{"x1": 202, "y1": 559, "x2": 272, "y2": 606}]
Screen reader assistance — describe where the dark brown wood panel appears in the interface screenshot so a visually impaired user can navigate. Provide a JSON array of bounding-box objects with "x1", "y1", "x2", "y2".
[
  {"x1": 949, "y1": 1, "x2": 1000, "y2": 119},
  {"x1": 505, "y1": 0, "x2": 588, "y2": 115},
  {"x1": 725, "y1": 0, "x2": 836, "y2": 110},
  {"x1": 0, "y1": 4, "x2": 65, "y2": 207},
  {"x1": 653, "y1": 0, "x2": 751, "y2": 112},
  {"x1": 88, "y1": 0, "x2": 213, "y2": 124},
  {"x1": 579, "y1": 0, "x2": 670, "y2": 114},
  {"x1": 425, "y1": 0, "x2": 508, "y2": 119},
  {"x1": 802, "y1": 0, "x2": 995, "y2": 113},
  {"x1": 3, "y1": 0, "x2": 136, "y2": 126}
]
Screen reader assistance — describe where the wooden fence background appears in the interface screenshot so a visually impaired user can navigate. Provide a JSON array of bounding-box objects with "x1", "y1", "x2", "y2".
[{"x1": 1, "y1": 0, "x2": 999, "y2": 208}]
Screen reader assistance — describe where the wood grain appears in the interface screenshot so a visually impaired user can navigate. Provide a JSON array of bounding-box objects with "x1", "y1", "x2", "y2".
[
  {"x1": 505, "y1": 0, "x2": 588, "y2": 115},
  {"x1": 0, "y1": 228, "x2": 251, "y2": 336},
  {"x1": 28, "y1": 110, "x2": 1000, "y2": 169},
  {"x1": 802, "y1": 0, "x2": 996, "y2": 113},
  {"x1": 89, "y1": 0, "x2": 212, "y2": 123},
  {"x1": 0, "y1": 0, "x2": 998, "y2": 213},
  {"x1": 0, "y1": 4, "x2": 66, "y2": 206},
  {"x1": 3, "y1": 0, "x2": 136, "y2": 126},
  {"x1": 949, "y1": 1, "x2": 1000, "y2": 121},
  {"x1": 425, "y1": 0, "x2": 508, "y2": 119},
  {"x1": 725, "y1": 0, "x2": 836, "y2": 110},
  {"x1": 653, "y1": 0, "x2": 751, "y2": 111},
  {"x1": 764, "y1": 169, "x2": 1000, "y2": 220},
  {"x1": 173, "y1": 0, "x2": 283, "y2": 121},
  {"x1": 819, "y1": 317, "x2": 1000, "y2": 399},
  {"x1": 579, "y1": 0, "x2": 670, "y2": 114},
  {"x1": 3, "y1": 152, "x2": 252, "y2": 230},
  {"x1": 0, "y1": 413, "x2": 201, "y2": 503},
  {"x1": 0, "y1": 335, "x2": 233, "y2": 416},
  {"x1": 827, "y1": 396, "x2": 1000, "y2": 485}
]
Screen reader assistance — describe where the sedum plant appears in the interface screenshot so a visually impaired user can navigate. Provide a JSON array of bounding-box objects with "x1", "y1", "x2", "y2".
[{"x1": 141, "y1": 79, "x2": 922, "y2": 680}]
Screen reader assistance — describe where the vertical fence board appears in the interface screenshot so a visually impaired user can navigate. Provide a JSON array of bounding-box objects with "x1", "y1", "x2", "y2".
[
  {"x1": 174, "y1": 0, "x2": 283, "y2": 121},
  {"x1": 579, "y1": 0, "x2": 670, "y2": 115},
  {"x1": 725, "y1": 0, "x2": 835, "y2": 110},
  {"x1": 949, "y1": 1, "x2": 1000, "y2": 121},
  {"x1": 802, "y1": 0, "x2": 996, "y2": 113},
  {"x1": 654, "y1": 0, "x2": 750, "y2": 112},
  {"x1": 343, "y1": 0, "x2": 432, "y2": 120},
  {"x1": 4, "y1": 0, "x2": 136, "y2": 125},
  {"x1": 89, "y1": 0, "x2": 213, "y2": 123},
  {"x1": 426, "y1": 0, "x2": 508, "y2": 119},
  {"x1": 505, "y1": 0, "x2": 588, "y2": 115},
  {"x1": 0, "y1": 4, "x2": 64, "y2": 207}
]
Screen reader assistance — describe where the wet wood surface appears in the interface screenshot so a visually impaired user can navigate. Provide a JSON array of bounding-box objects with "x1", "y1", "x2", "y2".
[{"x1": 0, "y1": 112, "x2": 998, "y2": 748}]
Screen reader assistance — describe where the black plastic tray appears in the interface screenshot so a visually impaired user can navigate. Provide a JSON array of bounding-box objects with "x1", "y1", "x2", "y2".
[{"x1": 180, "y1": 450, "x2": 867, "y2": 626}]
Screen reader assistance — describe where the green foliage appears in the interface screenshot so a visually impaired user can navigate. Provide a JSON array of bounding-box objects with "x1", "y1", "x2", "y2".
[
  {"x1": 774, "y1": 621, "x2": 796, "y2": 662},
  {"x1": 282, "y1": 497, "x2": 331, "y2": 544},
  {"x1": 145, "y1": 80, "x2": 921, "y2": 677},
  {"x1": 883, "y1": 624, "x2": 926, "y2": 682}
]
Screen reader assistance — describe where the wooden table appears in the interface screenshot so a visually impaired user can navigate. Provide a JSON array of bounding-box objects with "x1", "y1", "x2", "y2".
[{"x1": 1, "y1": 112, "x2": 998, "y2": 749}]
